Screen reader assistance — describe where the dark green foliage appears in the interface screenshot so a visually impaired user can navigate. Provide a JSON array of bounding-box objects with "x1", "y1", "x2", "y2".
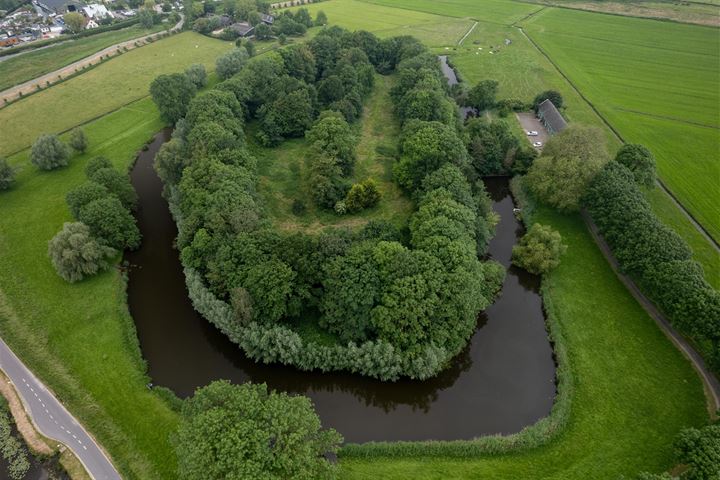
[
  {"x1": 150, "y1": 73, "x2": 197, "y2": 124},
  {"x1": 48, "y1": 222, "x2": 116, "y2": 282},
  {"x1": 585, "y1": 161, "x2": 719, "y2": 370},
  {"x1": 466, "y1": 117, "x2": 519, "y2": 175},
  {"x1": 88, "y1": 167, "x2": 138, "y2": 211},
  {"x1": 187, "y1": 121, "x2": 241, "y2": 158},
  {"x1": 244, "y1": 259, "x2": 296, "y2": 324},
  {"x1": 0, "y1": 397, "x2": 30, "y2": 480},
  {"x1": 511, "y1": 146, "x2": 538, "y2": 175},
  {"x1": 243, "y1": 40, "x2": 256, "y2": 57},
  {"x1": 315, "y1": 10, "x2": 327, "y2": 26},
  {"x1": 526, "y1": 125, "x2": 609, "y2": 212},
  {"x1": 467, "y1": 79, "x2": 498, "y2": 112},
  {"x1": 512, "y1": 223, "x2": 566, "y2": 275},
  {"x1": 172, "y1": 381, "x2": 342, "y2": 480},
  {"x1": 254, "y1": 22, "x2": 272, "y2": 40},
  {"x1": 84, "y1": 156, "x2": 113, "y2": 177},
  {"x1": 257, "y1": 79, "x2": 315, "y2": 146},
  {"x1": 280, "y1": 44, "x2": 317, "y2": 83},
  {"x1": 309, "y1": 154, "x2": 348, "y2": 209},
  {"x1": 615, "y1": 143, "x2": 656, "y2": 187},
  {"x1": 291, "y1": 199, "x2": 306, "y2": 216},
  {"x1": 30, "y1": 134, "x2": 69, "y2": 171},
  {"x1": 69, "y1": 127, "x2": 88, "y2": 153},
  {"x1": 154, "y1": 138, "x2": 188, "y2": 187},
  {"x1": 78, "y1": 197, "x2": 141, "y2": 250},
  {"x1": 184, "y1": 64, "x2": 207, "y2": 89},
  {"x1": 215, "y1": 48, "x2": 250, "y2": 80},
  {"x1": 533, "y1": 90, "x2": 564, "y2": 110},
  {"x1": 344, "y1": 179, "x2": 381, "y2": 213},
  {"x1": 306, "y1": 111, "x2": 357, "y2": 174},
  {"x1": 675, "y1": 424, "x2": 720, "y2": 480},
  {"x1": 394, "y1": 120, "x2": 468, "y2": 191},
  {"x1": 66, "y1": 182, "x2": 109, "y2": 218},
  {"x1": 0, "y1": 157, "x2": 15, "y2": 191}
]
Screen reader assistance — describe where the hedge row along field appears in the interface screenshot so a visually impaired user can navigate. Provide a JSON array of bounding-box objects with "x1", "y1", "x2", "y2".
[{"x1": 521, "y1": 8, "x2": 720, "y2": 242}]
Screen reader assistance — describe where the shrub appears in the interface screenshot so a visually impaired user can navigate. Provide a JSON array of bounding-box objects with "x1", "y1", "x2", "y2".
[
  {"x1": 512, "y1": 223, "x2": 566, "y2": 275},
  {"x1": 78, "y1": 197, "x2": 141, "y2": 250},
  {"x1": 291, "y1": 199, "x2": 306, "y2": 215},
  {"x1": 344, "y1": 179, "x2": 381, "y2": 213},
  {"x1": 533, "y1": 90, "x2": 563, "y2": 110},
  {"x1": 30, "y1": 134, "x2": 69, "y2": 171},
  {"x1": 184, "y1": 64, "x2": 207, "y2": 88},
  {"x1": 0, "y1": 157, "x2": 15, "y2": 191},
  {"x1": 48, "y1": 222, "x2": 116, "y2": 282},
  {"x1": 172, "y1": 381, "x2": 342, "y2": 480},
  {"x1": 68, "y1": 127, "x2": 88, "y2": 153}
]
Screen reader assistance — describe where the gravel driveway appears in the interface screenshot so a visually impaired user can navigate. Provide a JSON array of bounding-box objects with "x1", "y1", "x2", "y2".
[{"x1": 516, "y1": 112, "x2": 548, "y2": 149}]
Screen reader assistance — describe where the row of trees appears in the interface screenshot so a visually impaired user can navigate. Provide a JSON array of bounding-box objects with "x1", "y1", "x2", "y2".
[
  {"x1": 584, "y1": 161, "x2": 720, "y2": 369},
  {"x1": 49, "y1": 156, "x2": 140, "y2": 282}
]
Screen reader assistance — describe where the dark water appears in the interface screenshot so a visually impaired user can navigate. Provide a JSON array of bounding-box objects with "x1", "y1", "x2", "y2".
[
  {"x1": 0, "y1": 420, "x2": 63, "y2": 480},
  {"x1": 439, "y1": 55, "x2": 477, "y2": 120},
  {"x1": 124, "y1": 132, "x2": 556, "y2": 443}
]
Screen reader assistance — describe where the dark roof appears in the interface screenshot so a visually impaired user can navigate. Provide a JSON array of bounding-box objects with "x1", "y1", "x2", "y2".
[
  {"x1": 260, "y1": 13, "x2": 274, "y2": 24},
  {"x1": 38, "y1": 0, "x2": 83, "y2": 13},
  {"x1": 537, "y1": 99, "x2": 567, "y2": 134},
  {"x1": 230, "y1": 22, "x2": 254, "y2": 36}
]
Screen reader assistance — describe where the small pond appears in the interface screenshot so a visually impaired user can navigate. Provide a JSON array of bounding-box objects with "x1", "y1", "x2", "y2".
[{"x1": 124, "y1": 131, "x2": 555, "y2": 443}]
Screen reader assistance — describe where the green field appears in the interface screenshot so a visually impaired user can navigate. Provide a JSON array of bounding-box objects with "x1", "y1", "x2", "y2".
[
  {"x1": 290, "y1": 0, "x2": 475, "y2": 46},
  {"x1": 0, "y1": 23, "x2": 166, "y2": 92},
  {"x1": 0, "y1": 32, "x2": 232, "y2": 157},
  {"x1": 342, "y1": 206, "x2": 707, "y2": 479},
  {"x1": 361, "y1": 0, "x2": 541, "y2": 25},
  {"x1": 254, "y1": 74, "x2": 413, "y2": 232},
  {"x1": 521, "y1": 8, "x2": 720, "y2": 242},
  {"x1": 0, "y1": 97, "x2": 179, "y2": 479}
]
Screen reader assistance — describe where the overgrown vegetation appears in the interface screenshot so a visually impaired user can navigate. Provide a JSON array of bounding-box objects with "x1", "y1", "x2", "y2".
[{"x1": 0, "y1": 397, "x2": 30, "y2": 480}]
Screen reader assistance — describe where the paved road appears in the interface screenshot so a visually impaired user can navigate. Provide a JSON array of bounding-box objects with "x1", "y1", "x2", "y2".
[
  {"x1": 583, "y1": 211, "x2": 720, "y2": 414},
  {"x1": 0, "y1": 14, "x2": 184, "y2": 105},
  {"x1": 0, "y1": 338, "x2": 121, "y2": 480}
]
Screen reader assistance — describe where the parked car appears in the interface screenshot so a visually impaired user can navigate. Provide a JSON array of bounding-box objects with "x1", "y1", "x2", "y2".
[
  {"x1": 526, "y1": 130, "x2": 539, "y2": 136},
  {"x1": 532, "y1": 141, "x2": 543, "y2": 147}
]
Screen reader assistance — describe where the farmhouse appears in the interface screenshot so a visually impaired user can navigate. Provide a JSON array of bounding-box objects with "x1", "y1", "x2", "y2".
[
  {"x1": 260, "y1": 13, "x2": 274, "y2": 24},
  {"x1": 537, "y1": 98, "x2": 567, "y2": 134},
  {"x1": 229, "y1": 21, "x2": 254, "y2": 37}
]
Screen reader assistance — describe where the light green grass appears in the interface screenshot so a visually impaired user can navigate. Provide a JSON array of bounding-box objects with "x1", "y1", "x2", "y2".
[
  {"x1": 341, "y1": 207, "x2": 708, "y2": 479},
  {"x1": 521, "y1": 8, "x2": 720, "y2": 242},
  {"x1": 0, "y1": 97, "x2": 179, "y2": 479},
  {"x1": 0, "y1": 31, "x2": 233, "y2": 157},
  {"x1": 359, "y1": 0, "x2": 542, "y2": 25},
  {"x1": 0, "y1": 23, "x2": 166, "y2": 92},
  {"x1": 289, "y1": 0, "x2": 475, "y2": 46},
  {"x1": 253, "y1": 73, "x2": 413, "y2": 232}
]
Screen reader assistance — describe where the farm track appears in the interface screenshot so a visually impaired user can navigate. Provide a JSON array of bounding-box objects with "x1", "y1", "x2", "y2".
[
  {"x1": 516, "y1": 25, "x2": 720, "y2": 253},
  {"x1": 583, "y1": 211, "x2": 720, "y2": 416}
]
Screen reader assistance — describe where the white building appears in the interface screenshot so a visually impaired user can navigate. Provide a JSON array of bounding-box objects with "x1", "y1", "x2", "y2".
[{"x1": 82, "y1": 4, "x2": 114, "y2": 20}]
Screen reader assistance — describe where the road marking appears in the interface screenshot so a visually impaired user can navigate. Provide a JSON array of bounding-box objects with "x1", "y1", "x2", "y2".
[
  {"x1": 29, "y1": 387, "x2": 33, "y2": 392},
  {"x1": 83, "y1": 446, "x2": 87, "y2": 450},
  {"x1": 72, "y1": 434, "x2": 76, "y2": 439}
]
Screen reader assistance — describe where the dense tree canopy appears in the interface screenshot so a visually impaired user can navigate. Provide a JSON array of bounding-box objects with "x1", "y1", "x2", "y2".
[
  {"x1": 184, "y1": 64, "x2": 208, "y2": 89},
  {"x1": 216, "y1": 48, "x2": 250, "y2": 80},
  {"x1": 526, "y1": 125, "x2": 609, "y2": 211},
  {"x1": 467, "y1": 79, "x2": 499, "y2": 112},
  {"x1": 172, "y1": 381, "x2": 342, "y2": 480},
  {"x1": 533, "y1": 90, "x2": 563, "y2": 110},
  {"x1": 512, "y1": 223, "x2": 566, "y2": 275},
  {"x1": 150, "y1": 73, "x2": 197, "y2": 124},
  {"x1": 78, "y1": 197, "x2": 141, "y2": 250},
  {"x1": 615, "y1": 143, "x2": 656, "y2": 187}
]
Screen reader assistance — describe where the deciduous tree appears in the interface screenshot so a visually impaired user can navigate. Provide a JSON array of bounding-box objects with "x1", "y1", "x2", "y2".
[
  {"x1": 30, "y1": 134, "x2": 69, "y2": 171},
  {"x1": 48, "y1": 222, "x2": 116, "y2": 282},
  {"x1": 511, "y1": 223, "x2": 566, "y2": 275}
]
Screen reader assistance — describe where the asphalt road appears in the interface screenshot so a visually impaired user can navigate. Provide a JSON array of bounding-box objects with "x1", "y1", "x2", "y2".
[{"x1": 0, "y1": 338, "x2": 121, "y2": 480}]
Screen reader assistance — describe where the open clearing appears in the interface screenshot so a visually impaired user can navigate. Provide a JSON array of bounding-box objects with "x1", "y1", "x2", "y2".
[
  {"x1": 0, "y1": 31, "x2": 232, "y2": 156},
  {"x1": 0, "y1": 23, "x2": 166, "y2": 93},
  {"x1": 254, "y1": 74, "x2": 413, "y2": 232},
  {"x1": 521, "y1": 8, "x2": 720, "y2": 242}
]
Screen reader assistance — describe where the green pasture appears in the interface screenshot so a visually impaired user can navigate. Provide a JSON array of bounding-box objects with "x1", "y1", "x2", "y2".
[
  {"x1": 0, "y1": 23, "x2": 166, "y2": 92},
  {"x1": 254, "y1": 74, "x2": 413, "y2": 232},
  {"x1": 0, "y1": 32, "x2": 233, "y2": 157},
  {"x1": 0, "y1": 97, "x2": 179, "y2": 479},
  {"x1": 359, "y1": 0, "x2": 541, "y2": 25},
  {"x1": 521, "y1": 8, "x2": 720, "y2": 241},
  {"x1": 342, "y1": 205, "x2": 708, "y2": 479},
  {"x1": 289, "y1": 0, "x2": 475, "y2": 46}
]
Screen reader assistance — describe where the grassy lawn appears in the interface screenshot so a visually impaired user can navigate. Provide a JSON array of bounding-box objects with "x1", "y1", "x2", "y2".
[
  {"x1": 253, "y1": 73, "x2": 413, "y2": 232},
  {"x1": 288, "y1": 0, "x2": 476, "y2": 46},
  {"x1": 0, "y1": 31, "x2": 233, "y2": 157},
  {"x1": 359, "y1": 0, "x2": 541, "y2": 25},
  {"x1": 341, "y1": 206, "x2": 708, "y2": 479},
  {"x1": 0, "y1": 23, "x2": 166, "y2": 92},
  {"x1": 0, "y1": 97, "x2": 179, "y2": 479},
  {"x1": 520, "y1": 8, "x2": 720, "y2": 242}
]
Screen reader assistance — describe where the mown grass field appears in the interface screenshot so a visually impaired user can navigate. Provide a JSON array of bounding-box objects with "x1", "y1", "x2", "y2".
[
  {"x1": 254, "y1": 74, "x2": 413, "y2": 232},
  {"x1": 289, "y1": 0, "x2": 475, "y2": 46},
  {"x1": 360, "y1": 0, "x2": 541, "y2": 25},
  {"x1": 0, "y1": 31, "x2": 232, "y2": 156},
  {"x1": 521, "y1": 8, "x2": 720, "y2": 242},
  {"x1": 0, "y1": 23, "x2": 166, "y2": 92},
  {"x1": 0, "y1": 97, "x2": 179, "y2": 479},
  {"x1": 342, "y1": 206, "x2": 708, "y2": 479}
]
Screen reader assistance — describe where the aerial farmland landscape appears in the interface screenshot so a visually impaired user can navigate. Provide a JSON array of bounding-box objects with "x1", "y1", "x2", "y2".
[{"x1": 0, "y1": 0, "x2": 717, "y2": 478}]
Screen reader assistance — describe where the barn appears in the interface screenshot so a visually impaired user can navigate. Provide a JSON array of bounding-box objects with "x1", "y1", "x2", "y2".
[{"x1": 537, "y1": 99, "x2": 567, "y2": 134}]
